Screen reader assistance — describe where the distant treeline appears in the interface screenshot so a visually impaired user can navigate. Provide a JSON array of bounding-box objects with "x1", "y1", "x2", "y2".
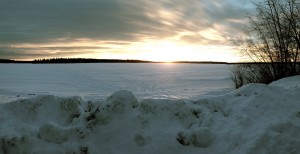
[
  {"x1": 2, "y1": 58, "x2": 297, "y2": 64},
  {"x1": 0, "y1": 58, "x2": 152, "y2": 64},
  {"x1": 0, "y1": 58, "x2": 230, "y2": 64},
  {"x1": 33, "y1": 58, "x2": 152, "y2": 63},
  {"x1": 0, "y1": 59, "x2": 16, "y2": 63}
]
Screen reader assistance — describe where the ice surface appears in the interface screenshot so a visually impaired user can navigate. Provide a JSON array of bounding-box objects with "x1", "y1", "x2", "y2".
[
  {"x1": 0, "y1": 64, "x2": 232, "y2": 103},
  {"x1": 0, "y1": 76, "x2": 299, "y2": 153}
]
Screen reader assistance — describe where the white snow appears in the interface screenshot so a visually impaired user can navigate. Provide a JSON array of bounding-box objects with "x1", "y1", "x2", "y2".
[
  {"x1": 269, "y1": 75, "x2": 300, "y2": 89},
  {"x1": 0, "y1": 75, "x2": 299, "y2": 153},
  {"x1": 0, "y1": 64, "x2": 232, "y2": 103}
]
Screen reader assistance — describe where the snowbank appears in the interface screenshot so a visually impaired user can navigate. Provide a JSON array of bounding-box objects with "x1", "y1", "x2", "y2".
[{"x1": 0, "y1": 76, "x2": 299, "y2": 153}]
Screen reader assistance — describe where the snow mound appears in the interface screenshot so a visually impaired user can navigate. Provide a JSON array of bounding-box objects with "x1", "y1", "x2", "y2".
[
  {"x1": 176, "y1": 128, "x2": 214, "y2": 147},
  {"x1": 269, "y1": 75, "x2": 300, "y2": 89},
  {"x1": 0, "y1": 77, "x2": 300, "y2": 153}
]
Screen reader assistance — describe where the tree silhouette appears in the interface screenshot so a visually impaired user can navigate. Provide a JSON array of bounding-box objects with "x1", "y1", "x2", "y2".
[{"x1": 232, "y1": 0, "x2": 300, "y2": 88}]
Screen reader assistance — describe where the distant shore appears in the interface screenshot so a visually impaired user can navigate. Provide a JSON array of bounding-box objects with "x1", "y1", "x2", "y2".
[
  {"x1": 2, "y1": 58, "x2": 296, "y2": 64},
  {"x1": 0, "y1": 58, "x2": 230, "y2": 64}
]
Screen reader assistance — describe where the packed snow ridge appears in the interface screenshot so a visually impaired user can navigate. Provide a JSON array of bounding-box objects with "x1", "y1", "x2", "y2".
[{"x1": 0, "y1": 76, "x2": 300, "y2": 154}]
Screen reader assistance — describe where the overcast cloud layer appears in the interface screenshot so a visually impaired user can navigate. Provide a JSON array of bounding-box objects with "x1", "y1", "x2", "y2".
[{"x1": 0, "y1": 0, "x2": 256, "y2": 60}]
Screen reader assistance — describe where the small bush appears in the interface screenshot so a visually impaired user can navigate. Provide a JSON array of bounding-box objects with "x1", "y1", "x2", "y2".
[{"x1": 231, "y1": 63, "x2": 300, "y2": 88}]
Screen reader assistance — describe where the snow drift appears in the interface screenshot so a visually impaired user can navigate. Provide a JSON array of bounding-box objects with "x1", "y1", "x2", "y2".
[{"x1": 0, "y1": 76, "x2": 299, "y2": 153}]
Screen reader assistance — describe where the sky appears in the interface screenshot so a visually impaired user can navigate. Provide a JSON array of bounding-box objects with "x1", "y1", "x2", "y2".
[{"x1": 0, "y1": 0, "x2": 257, "y2": 62}]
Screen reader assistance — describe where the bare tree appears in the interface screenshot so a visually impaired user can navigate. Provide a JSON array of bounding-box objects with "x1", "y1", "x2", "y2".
[{"x1": 232, "y1": 0, "x2": 300, "y2": 88}]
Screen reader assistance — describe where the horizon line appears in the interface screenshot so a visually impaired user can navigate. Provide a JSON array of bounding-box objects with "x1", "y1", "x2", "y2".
[
  {"x1": 0, "y1": 58, "x2": 232, "y2": 64},
  {"x1": 2, "y1": 58, "x2": 295, "y2": 64}
]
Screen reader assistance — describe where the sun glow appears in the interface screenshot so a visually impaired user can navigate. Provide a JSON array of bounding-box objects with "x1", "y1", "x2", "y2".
[
  {"x1": 6, "y1": 38, "x2": 241, "y2": 62},
  {"x1": 125, "y1": 39, "x2": 240, "y2": 62}
]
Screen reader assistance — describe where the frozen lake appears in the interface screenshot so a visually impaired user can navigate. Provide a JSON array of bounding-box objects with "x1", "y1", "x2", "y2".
[{"x1": 0, "y1": 63, "x2": 233, "y2": 102}]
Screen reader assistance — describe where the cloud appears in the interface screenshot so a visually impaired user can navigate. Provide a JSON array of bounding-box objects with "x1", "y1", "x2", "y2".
[
  {"x1": 0, "y1": 0, "x2": 256, "y2": 59},
  {"x1": 0, "y1": 45, "x2": 103, "y2": 60}
]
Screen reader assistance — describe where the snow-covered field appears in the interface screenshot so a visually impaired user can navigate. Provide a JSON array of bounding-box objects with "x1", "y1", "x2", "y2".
[
  {"x1": 0, "y1": 64, "x2": 299, "y2": 153},
  {"x1": 0, "y1": 63, "x2": 232, "y2": 103}
]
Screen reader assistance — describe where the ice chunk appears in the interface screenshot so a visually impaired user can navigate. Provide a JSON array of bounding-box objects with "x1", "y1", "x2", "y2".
[
  {"x1": 103, "y1": 90, "x2": 138, "y2": 114},
  {"x1": 38, "y1": 121, "x2": 69, "y2": 143},
  {"x1": 176, "y1": 128, "x2": 214, "y2": 147}
]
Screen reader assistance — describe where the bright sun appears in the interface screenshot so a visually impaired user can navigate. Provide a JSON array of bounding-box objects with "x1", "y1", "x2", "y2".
[
  {"x1": 128, "y1": 40, "x2": 240, "y2": 62},
  {"x1": 72, "y1": 38, "x2": 240, "y2": 63}
]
